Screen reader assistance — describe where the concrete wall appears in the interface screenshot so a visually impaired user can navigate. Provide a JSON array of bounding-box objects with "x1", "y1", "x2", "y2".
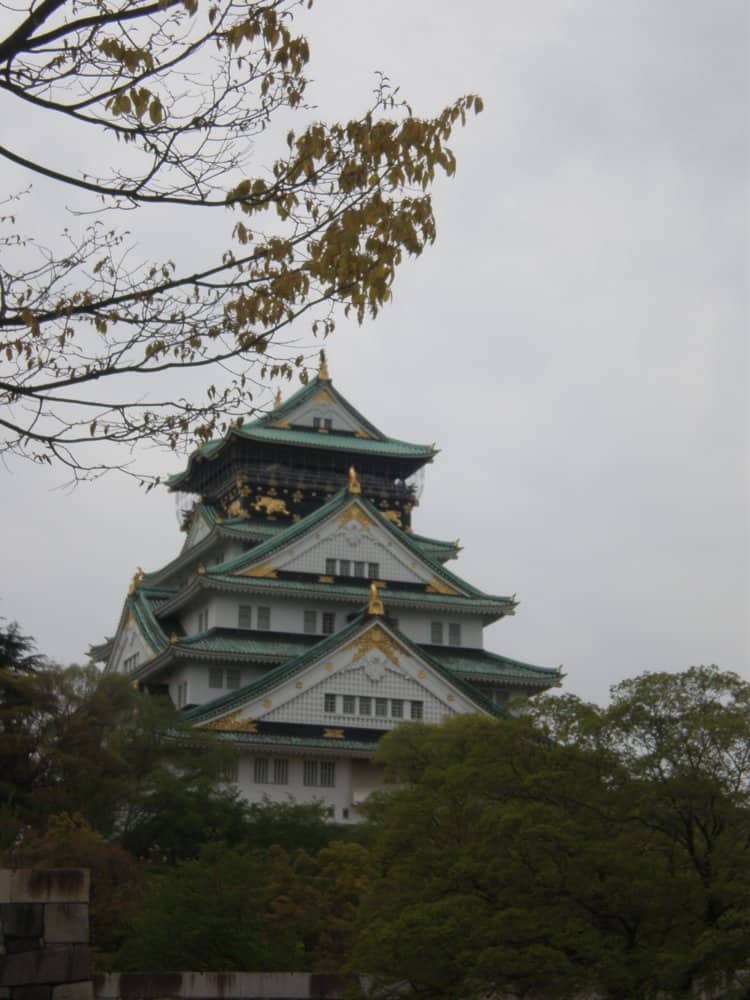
[
  {"x1": 95, "y1": 972, "x2": 345, "y2": 1000},
  {"x1": 0, "y1": 869, "x2": 92, "y2": 1000}
]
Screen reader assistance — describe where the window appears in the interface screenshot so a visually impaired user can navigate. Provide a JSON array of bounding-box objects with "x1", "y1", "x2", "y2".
[
  {"x1": 123, "y1": 652, "x2": 140, "y2": 672},
  {"x1": 325, "y1": 558, "x2": 336, "y2": 575},
  {"x1": 303, "y1": 760, "x2": 318, "y2": 786},
  {"x1": 430, "y1": 621, "x2": 444, "y2": 644},
  {"x1": 323, "y1": 418, "x2": 333, "y2": 431},
  {"x1": 324, "y1": 693, "x2": 337, "y2": 713},
  {"x1": 359, "y1": 696, "x2": 372, "y2": 716},
  {"x1": 367, "y1": 562, "x2": 379, "y2": 579},
  {"x1": 321, "y1": 612, "x2": 335, "y2": 635},
  {"x1": 391, "y1": 699, "x2": 403, "y2": 719},
  {"x1": 209, "y1": 666, "x2": 223, "y2": 689},
  {"x1": 313, "y1": 417, "x2": 321, "y2": 429},
  {"x1": 339, "y1": 559, "x2": 351, "y2": 576},
  {"x1": 320, "y1": 761, "x2": 335, "y2": 787},
  {"x1": 343, "y1": 695, "x2": 356, "y2": 715},
  {"x1": 410, "y1": 700, "x2": 423, "y2": 720},
  {"x1": 304, "y1": 760, "x2": 335, "y2": 787},
  {"x1": 176, "y1": 681, "x2": 188, "y2": 708},
  {"x1": 197, "y1": 609, "x2": 209, "y2": 632},
  {"x1": 226, "y1": 668, "x2": 241, "y2": 690},
  {"x1": 375, "y1": 697, "x2": 388, "y2": 718},
  {"x1": 254, "y1": 758, "x2": 269, "y2": 783},
  {"x1": 257, "y1": 606, "x2": 271, "y2": 630},
  {"x1": 354, "y1": 560, "x2": 365, "y2": 577},
  {"x1": 304, "y1": 610, "x2": 317, "y2": 634},
  {"x1": 448, "y1": 623, "x2": 462, "y2": 646},
  {"x1": 222, "y1": 758, "x2": 239, "y2": 783},
  {"x1": 273, "y1": 758, "x2": 289, "y2": 785},
  {"x1": 238, "y1": 605, "x2": 252, "y2": 629}
]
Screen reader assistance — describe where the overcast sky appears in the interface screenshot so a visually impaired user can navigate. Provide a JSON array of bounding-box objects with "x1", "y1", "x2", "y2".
[{"x1": 2, "y1": 0, "x2": 748, "y2": 705}]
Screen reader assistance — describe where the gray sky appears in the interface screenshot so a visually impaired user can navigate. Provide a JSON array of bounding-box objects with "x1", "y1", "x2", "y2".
[{"x1": 2, "y1": 0, "x2": 748, "y2": 704}]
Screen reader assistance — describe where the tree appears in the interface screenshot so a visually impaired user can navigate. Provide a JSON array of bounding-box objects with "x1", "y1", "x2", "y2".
[
  {"x1": 351, "y1": 673, "x2": 750, "y2": 1000},
  {"x1": 0, "y1": 0, "x2": 481, "y2": 481},
  {"x1": 115, "y1": 844, "x2": 303, "y2": 971}
]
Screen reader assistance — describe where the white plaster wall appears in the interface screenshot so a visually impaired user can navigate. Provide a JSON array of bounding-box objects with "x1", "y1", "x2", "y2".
[
  {"x1": 167, "y1": 661, "x2": 269, "y2": 707},
  {"x1": 287, "y1": 393, "x2": 363, "y2": 434},
  {"x1": 236, "y1": 751, "x2": 357, "y2": 822},
  {"x1": 109, "y1": 615, "x2": 154, "y2": 674}
]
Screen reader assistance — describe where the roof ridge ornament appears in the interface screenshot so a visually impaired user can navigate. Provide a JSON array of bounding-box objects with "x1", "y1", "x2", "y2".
[
  {"x1": 348, "y1": 465, "x2": 361, "y2": 494},
  {"x1": 318, "y1": 350, "x2": 331, "y2": 382},
  {"x1": 368, "y1": 581, "x2": 384, "y2": 616}
]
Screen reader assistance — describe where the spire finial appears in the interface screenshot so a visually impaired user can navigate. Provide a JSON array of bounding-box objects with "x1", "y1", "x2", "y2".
[
  {"x1": 348, "y1": 465, "x2": 361, "y2": 494},
  {"x1": 318, "y1": 350, "x2": 331, "y2": 382},
  {"x1": 368, "y1": 581, "x2": 384, "y2": 616},
  {"x1": 273, "y1": 388, "x2": 282, "y2": 408}
]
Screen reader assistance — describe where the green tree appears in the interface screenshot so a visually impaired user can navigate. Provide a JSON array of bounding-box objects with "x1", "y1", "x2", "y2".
[
  {"x1": 115, "y1": 844, "x2": 302, "y2": 971},
  {"x1": 352, "y1": 672, "x2": 750, "y2": 1000},
  {"x1": 0, "y1": 0, "x2": 481, "y2": 481}
]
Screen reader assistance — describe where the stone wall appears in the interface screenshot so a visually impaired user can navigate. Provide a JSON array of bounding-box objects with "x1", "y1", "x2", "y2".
[
  {"x1": 95, "y1": 973, "x2": 344, "y2": 1000},
  {"x1": 0, "y1": 869, "x2": 91, "y2": 1000}
]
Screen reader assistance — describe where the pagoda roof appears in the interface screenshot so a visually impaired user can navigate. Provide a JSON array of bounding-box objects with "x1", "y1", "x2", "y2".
[
  {"x1": 421, "y1": 645, "x2": 560, "y2": 687},
  {"x1": 182, "y1": 613, "x2": 500, "y2": 728},
  {"x1": 167, "y1": 375, "x2": 436, "y2": 491},
  {"x1": 202, "y1": 487, "x2": 494, "y2": 601}
]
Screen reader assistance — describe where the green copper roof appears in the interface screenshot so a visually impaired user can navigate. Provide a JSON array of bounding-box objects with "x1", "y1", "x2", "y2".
[
  {"x1": 178, "y1": 630, "x2": 315, "y2": 660},
  {"x1": 199, "y1": 728, "x2": 379, "y2": 754},
  {"x1": 204, "y1": 488, "x2": 500, "y2": 604},
  {"x1": 167, "y1": 377, "x2": 435, "y2": 489},
  {"x1": 425, "y1": 647, "x2": 559, "y2": 685},
  {"x1": 184, "y1": 614, "x2": 500, "y2": 727}
]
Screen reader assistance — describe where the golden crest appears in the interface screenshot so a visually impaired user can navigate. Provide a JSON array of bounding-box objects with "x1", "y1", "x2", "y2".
[
  {"x1": 382, "y1": 509, "x2": 403, "y2": 529},
  {"x1": 240, "y1": 562, "x2": 278, "y2": 578},
  {"x1": 313, "y1": 388, "x2": 332, "y2": 404},
  {"x1": 353, "y1": 428, "x2": 371, "y2": 439},
  {"x1": 342, "y1": 624, "x2": 402, "y2": 667},
  {"x1": 336, "y1": 505, "x2": 371, "y2": 530},
  {"x1": 273, "y1": 419, "x2": 291, "y2": 429},
  {"x1": 323, "y1": 728, "x2": 344, "y2": 739}
]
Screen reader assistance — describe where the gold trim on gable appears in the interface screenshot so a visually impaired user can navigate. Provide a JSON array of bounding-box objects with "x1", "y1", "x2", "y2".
[
  {"x1": 240, "y1": 562, "x2": 278, "y2": 578},
  {"x1": 313, "y1": 389, "x2": 333, "y2": 404},
  {"x1": 273, "y1": 419, "x2": 291, "y2": 429},
  {"x1": 425, "y1": 577, "x2": 461, "y2": 596},
  {"x1": 353, "y1": 428, "x2": 371, "y2": 439},
  {"x1": 342, "y1": 624, "x2": 402, "y2": 667},
  {"x1": 204, "y1": 711, "x2": 258, "y2": 733}
]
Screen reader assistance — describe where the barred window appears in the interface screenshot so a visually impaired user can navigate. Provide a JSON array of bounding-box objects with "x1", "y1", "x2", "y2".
[
  {"x1": 257, "y1": 606, "x2": 271, "y2": 630},
  {"x1": 273, "y1": 759, "x2": 289, "y2": 785},
  {"x1": 359, "y1": 696, "x2": 372, "y2": 716},
  {"x1": 375, "y1": 697, "x2": 388, "y2": 718},
  {"x1": 339, "y1": 559, "x2": 351, "y2": 576},
  {"x1": 410, "y1": 701, "x2": 424, "y2": 720},
  {"x1": 254, "y1": 758, "x2": 269, "y2": 784},
  {"x1": 209, "y1": 667, "x2": 223, "y2": 689},
  {"x1": 430, "y1": 621, "x2": 444, "y2": 644},
  {"x1": 238, "y1": 605, "x2": 252, "y2": 629},
  {"x1": 324, "y1": 693, "x2": 337, "y2": 713},
  {"x1": 325, "y1": 558, "x2": 336, "y2": 575},
  {"x1": 322, "y1": 612, "x2": 335, "y2": 635},
  {"x1": 368, "y1": 562, "x2": 380, "y2": 579},
  {"x1": 343, "y1": 695, "x2": 356, "y2": 714},
  {"x1": 448, "y1": 623, "x2": 462, "y2": 646},
  {"x1": 391, "y1": 699, "x2": 403, "y2": 719},
  {"x1": 304, "y1": 610, "x2": 317, "y2": 634},
  {"x1": 303, "y1": 760, "x2": 318, "y2": 786},
  {"x1": 323, "y1": 418, "x2": 333, "y2": 430},
  {"x1": 313, "y1": 417, "x2": 321, "y2": 429},
  {"x1": 226, "y1": 668, "x2": 241, "y2": 690},
  {"x1": 354, "y1": 560, "x2": 365, "y2": 577},
  {"x1": 320, "y1": 761, "x2": 335, "y2": 787}
]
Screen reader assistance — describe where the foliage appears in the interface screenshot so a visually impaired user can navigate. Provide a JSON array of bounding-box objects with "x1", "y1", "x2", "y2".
[
  {"x1": 115, "y1": 844, "x2": 303, "y2": 972},
  {"x1": 0, "y1": 0, "x2": 481, "y2": 481},
  {"x1": 5, "y1": 813, "x2": 143, "y2": 961},
  {"x1": 268, "y1": 840, "x2": 376, "y2": 971},
  {"x1": 0, "y1": 661, "x2": 244, "y2": 859},
  {"x1": 243, "y1": 797, "x2": 335, "y2": 854},
  {"x1": 351, "y1": 671, "x2": 750, "y2": 1000}
]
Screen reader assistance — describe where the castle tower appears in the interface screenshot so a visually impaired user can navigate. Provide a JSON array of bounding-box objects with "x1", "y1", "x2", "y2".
[{"x1": 91, "y1": 360, "x2": 559, "y2": 821}]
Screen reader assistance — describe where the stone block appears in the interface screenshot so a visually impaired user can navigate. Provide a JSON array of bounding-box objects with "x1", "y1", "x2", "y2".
[
  {"x1": 52, "y1": 983, "x2": 93, "y2": 1000},
  {"x1": 0, "y1": 945, "x2": 91, "y2": 986},
  {"x1": 9, "y1": 872, "x2": 89, "y2": 905},
  {"x1": 44, "y1": 906, "x2": 89, "y2": 944},
  {"x1": 1, "y1": 903, "x2": 44, "y2": 939}
]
